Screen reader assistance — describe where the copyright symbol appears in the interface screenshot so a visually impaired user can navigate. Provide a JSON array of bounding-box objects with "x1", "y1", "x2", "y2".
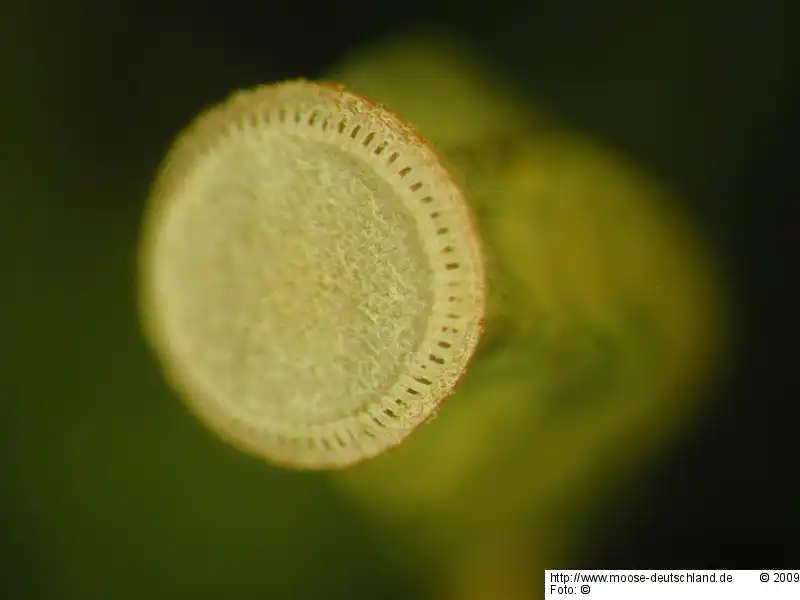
[
  {"x1": 581, "y1": 585, "x2": 590, "y2": 594},
  {"x1": 760, "y1": 573, "x2": 769, "y2": 582}
]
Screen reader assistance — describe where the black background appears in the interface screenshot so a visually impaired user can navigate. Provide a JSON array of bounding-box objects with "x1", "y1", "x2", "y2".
[{"x1": 1, "y1": 0, "x2": 797, "y2": 595}]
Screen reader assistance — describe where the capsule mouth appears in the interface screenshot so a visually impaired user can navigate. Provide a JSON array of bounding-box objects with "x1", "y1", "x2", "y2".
[{"x1": 139, "y1": 80, "x2": 486, "y2": 469}]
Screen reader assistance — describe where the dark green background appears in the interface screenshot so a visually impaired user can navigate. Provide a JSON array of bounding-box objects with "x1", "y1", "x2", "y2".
[{"x1": 1, "y1": 1, "x2": 797, "y2": 598}]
